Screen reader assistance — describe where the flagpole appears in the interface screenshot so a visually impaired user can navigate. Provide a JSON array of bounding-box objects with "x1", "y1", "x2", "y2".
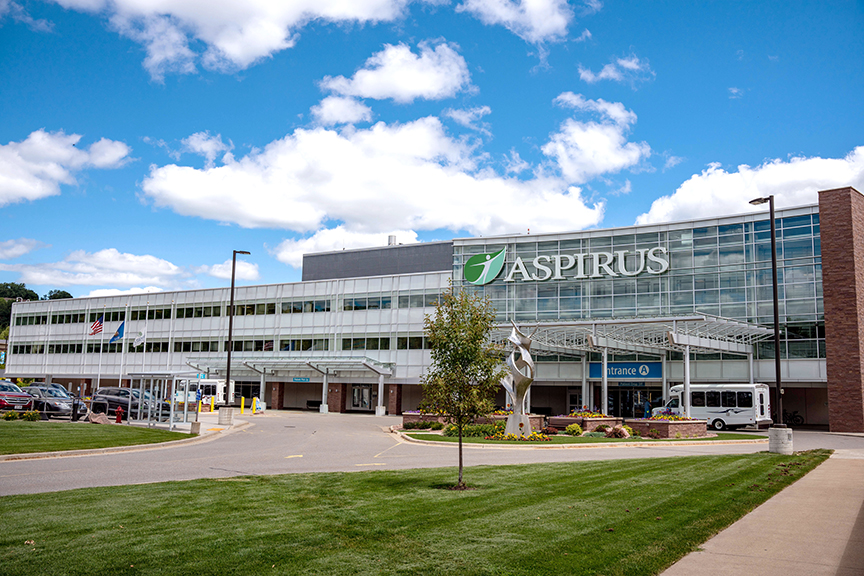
[
  {"x1": 142, "y1": 301, "x2": 149, "y2": 372},
  {"x1": 118, "y1": 304, "x2": 128, "y2": 389},
  {"x1": 96, "y1": 307, "x2": 105, "y2": 390}
]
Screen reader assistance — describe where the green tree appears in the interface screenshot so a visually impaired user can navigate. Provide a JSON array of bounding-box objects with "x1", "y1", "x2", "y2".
[
  {"x1": 0, "y1": 299, "x2": 10, "y2": 331},
  {"x1": 44, "y1": 290, "x2": 73, "y2": 300},
  {"x1": 0, "y1": 283, "x2": 39, "y2": 301},
  {"x1": 419, "y1": 286, "x2": 505, "y2": 488}
]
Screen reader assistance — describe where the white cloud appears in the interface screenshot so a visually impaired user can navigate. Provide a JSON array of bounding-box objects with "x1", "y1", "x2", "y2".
[
  {"x1": 87, "y1": 286, "x2": 164, "y2": 297},
  {"x1": 543, "y1": 93, "x2": 651, "y2": 183},
  {"x1": 273, "y1": 227, "x2": 420, "y2": 268},
  {"x1": 580, "y1": 0, "x2": 602, "y2": 15},
  {"x1": 140, "y1": 118, "x2": 606, "y2": 245},
  {"x1": 574, "y1": 28, "x2": 591, "y2": 42},
  {"x1": 663, "y1": 154, "x2": 684, "y2": 170},
  {"x1": 0, "y1": 129, "x2": 131, "y2": 207},
  {"x1": 456, "y1": 0, "x2": 573, "y2": 44},
  {"x1": 198, "y1": 259, "x2": 260, "y2": 280},
  {"x1": 320, "y1": 41, "x2": 472, "y2": 104},
  {"x1": 0, "y1": 0, "x2": 53, "y2": 32},
  {"x1": 443, "y1": 105, "x2": 491, "y2": 135},
  {"x1": 728, "y1": 87, "x2": 744, "y2": 99},
  {"x1": 635, "y1": 147, "x2": 864, "y2": 225},
  {"x1": 52, "y1": 0, "x2": 423, "y2": 80},
  {"x1": 311, "y1": 96, "x2": 373, "y2": 126},
  {"x1": 0, "y1": 248, "x2": 183, "y2": 287},
  {"x1": 181, "y1": 131, "x2": 232, "y2": 167},
  {"x1": 0, "y1": 238, "x2": 46, "y2": 260},
  {"x1": 578, "y1": 54, "x2": 654, "y2": 86}
]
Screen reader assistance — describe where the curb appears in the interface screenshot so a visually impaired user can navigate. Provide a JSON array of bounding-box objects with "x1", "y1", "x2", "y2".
[
  {"x1": 391, "y1": 427, "x2": 769, "y2": 449},
  {"x1": 0, "y1": 419, "x2": 252, "y2": 462}
]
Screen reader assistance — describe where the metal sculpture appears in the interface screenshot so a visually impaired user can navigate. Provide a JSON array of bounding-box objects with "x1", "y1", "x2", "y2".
[{"x1": 501, "y1": 322, "x2": 535, "y2": 437}]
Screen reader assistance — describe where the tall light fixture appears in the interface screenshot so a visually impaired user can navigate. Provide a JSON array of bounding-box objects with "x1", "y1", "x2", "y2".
[
  {"x1": 225, "y1": 250, "x2": 250, "y2": 406},
  {"x1": 749, "y1": 195, "x2": 784, "y2": 426}
]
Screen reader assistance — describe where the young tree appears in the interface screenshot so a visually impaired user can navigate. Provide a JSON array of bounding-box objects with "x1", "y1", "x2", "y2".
[
  {"x1": 419, "y1": 286, "x2": 505, "y2": 488},
  {"x1": 44, "y1": 290, "x2": 73, "y2": 300}
]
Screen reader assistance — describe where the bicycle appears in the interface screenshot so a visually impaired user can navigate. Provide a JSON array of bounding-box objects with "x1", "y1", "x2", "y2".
[{"x1": 783, "y1": 409, "x2": 804, "y2": 426}]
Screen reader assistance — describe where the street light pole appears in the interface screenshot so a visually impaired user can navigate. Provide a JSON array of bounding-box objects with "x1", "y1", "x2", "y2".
[
  {"x1": 750, "y1": 195, "x2": 783, "y2": 426},
  {"x1": 225, "y1": 250, "x2": 250, "y2": 408}
]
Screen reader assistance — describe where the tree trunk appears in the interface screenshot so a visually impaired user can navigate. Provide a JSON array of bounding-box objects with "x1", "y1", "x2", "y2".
[{"x1": 458, "y1": 420, "x2": 464, "y2": 487}]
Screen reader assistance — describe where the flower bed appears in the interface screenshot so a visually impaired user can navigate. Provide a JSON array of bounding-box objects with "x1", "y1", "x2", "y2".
[
  {"x1": 625, "y1": 418, "x2": 708, "y2": 438},
  {"x1": 402, "y1": 413, "x2": 544, "y2": 431},
  {"x1": 547, "y1": 416, "x2": 623, "y2": 432}
]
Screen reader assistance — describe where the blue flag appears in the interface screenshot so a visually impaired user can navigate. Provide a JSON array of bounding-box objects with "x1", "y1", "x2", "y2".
[{"x1": 109, "y1": 321, "x2": 125, "y2": 344}]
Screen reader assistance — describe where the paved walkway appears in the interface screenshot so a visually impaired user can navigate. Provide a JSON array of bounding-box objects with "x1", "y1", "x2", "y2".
[{"x1": 661, "y1": 448, "x2": 864, "y2": 576}]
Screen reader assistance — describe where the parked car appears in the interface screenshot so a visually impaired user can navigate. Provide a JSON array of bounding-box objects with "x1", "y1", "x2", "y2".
[
  {"x1": 90, "y1": 387, "x2": 171, "y2": 420},
  {"x1": 22, "y1": 386, "x2": 88, "y2": 418},
  {"x1": 0, "y1": 381, "x2": 34, "y2": 412}
]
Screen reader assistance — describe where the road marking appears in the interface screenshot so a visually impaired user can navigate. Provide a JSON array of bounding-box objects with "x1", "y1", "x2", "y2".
[
  {"x1": 284, "y1": 455, "x2": 303, "y2": 459},
  {"x1": 206, "y1": 428, "x2": 223, "y2": 432},
  {"x1": 373, "y1": 442, "x2": 402, "y2": 459},
  {"x1": 355, "y1": 463, "x2": 386, "y2": 466}
]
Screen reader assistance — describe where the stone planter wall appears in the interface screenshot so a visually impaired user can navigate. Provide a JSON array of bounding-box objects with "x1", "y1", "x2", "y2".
[
  {"x1": 625, "y1": 419, "x2": 708, "y2": 438},
  {"x1": 547, "y1": 416, "x2": 623, "y2": 432},
  {"x1": 475, "y1": 414, "x2": 545, "y2": 432}
]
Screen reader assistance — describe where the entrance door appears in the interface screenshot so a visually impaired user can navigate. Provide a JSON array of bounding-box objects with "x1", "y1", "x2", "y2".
[
  {"x1": 568, "y1": 389, "x2": 582, "y2": 413},
  {"x1": 351, "y1": 385, "x2": 377, "y2": 411}
]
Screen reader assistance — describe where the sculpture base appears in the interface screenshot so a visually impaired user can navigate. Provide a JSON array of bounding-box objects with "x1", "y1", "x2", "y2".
[{"x1": 505, "y1": 413, "x2": 532, "y2": 437}]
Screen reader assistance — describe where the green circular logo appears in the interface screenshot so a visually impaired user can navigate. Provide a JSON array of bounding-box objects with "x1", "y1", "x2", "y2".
[{"x1": 463, "y1": 248, "x2": 506, "y2": 285}]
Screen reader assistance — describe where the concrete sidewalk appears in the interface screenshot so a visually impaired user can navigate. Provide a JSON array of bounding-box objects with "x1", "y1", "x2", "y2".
[{"x1": 661, "y1": 449, "x2": 864, "y2": 576}]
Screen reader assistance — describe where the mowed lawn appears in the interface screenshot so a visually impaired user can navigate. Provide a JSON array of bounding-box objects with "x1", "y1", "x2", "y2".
[
  {"x1": 0, "y1": 421, "x2": 188, "y2": 455},
  {"x1": 0, "y1": 450, "x2": 829, "y2": 576}
]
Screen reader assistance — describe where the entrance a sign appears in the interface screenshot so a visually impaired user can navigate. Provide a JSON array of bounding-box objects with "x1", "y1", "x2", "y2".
[{"x1": 589, "y1": 362, "x2": 662, "y2": 380}]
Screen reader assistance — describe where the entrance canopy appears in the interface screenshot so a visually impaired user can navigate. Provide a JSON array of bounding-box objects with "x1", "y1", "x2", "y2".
[
  {"x1": 492, "y1": 315, "x2": 774, "y2": 357},
  {"x1": 183, "y1": 356, "x2": 393, "y2": 378}
]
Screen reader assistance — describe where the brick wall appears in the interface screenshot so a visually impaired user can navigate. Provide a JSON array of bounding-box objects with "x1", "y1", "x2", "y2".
[
  {"x1": 819, "y1": 187, "x2": 864, "y2": 432},
  {"x1": 328, "y1": 382, "x2": 345, "y2": 413},
  {"x1": 387, "y1": 384, "x2": 402, "y2": 415}
]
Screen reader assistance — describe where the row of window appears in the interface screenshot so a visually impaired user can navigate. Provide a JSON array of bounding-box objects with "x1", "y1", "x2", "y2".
[
  {"x1": 176, "y1": 306, "x2": 222, "y2": 318},
  {"x1": 130, "y1": 308, "x2": 174, "y2": 321},
  {"x1": 691, "y1": 391, "x2": 753, "y2": 408},
  {"x1": 14, "y1": 315, "x2": 48, "y2": 326},
  {"x1": 341, "y1": 293, "x2": 442, "y2": 311}
]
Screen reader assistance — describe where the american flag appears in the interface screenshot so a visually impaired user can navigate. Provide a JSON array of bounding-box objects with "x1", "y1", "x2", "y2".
[{"x1": 89, "y1": 315, "x2": 104, "y2": 336}]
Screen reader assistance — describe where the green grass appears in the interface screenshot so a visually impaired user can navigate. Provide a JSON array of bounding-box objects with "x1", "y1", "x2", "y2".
[
  {"x1": 0, "y1": 421, "x2": 189, "y2": 454},
  {"x1": 406, "y1": 431, "x2": 766, "y2": 444},
  {"x1": 0, "y1": 450, "x2": 829, "y2": 576}
]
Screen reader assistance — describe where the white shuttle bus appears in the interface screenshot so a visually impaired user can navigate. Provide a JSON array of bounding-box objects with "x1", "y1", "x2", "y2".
[
  {"x1": 653, "y1": 383, "x2": 772, "y2": 431},
  {"x1": 172, "y1": 379, "x2": 235, "y2": 406}
]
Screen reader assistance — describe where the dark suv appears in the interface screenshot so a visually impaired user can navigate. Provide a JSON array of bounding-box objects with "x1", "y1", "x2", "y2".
[{"x1": 91, "y1": 387, "x2": 171, "y2": 420}]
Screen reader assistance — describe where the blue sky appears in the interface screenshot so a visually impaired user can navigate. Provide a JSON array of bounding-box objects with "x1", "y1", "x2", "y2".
[{"x1": 1, "y1": 0, "x2": 862, "y2": 298}]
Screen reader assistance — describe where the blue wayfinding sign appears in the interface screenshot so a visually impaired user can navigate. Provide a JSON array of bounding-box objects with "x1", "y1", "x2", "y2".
[
  {"x1": 589, "y1": 361, "x2": 662, "y2": 380},
  {"x1": 293, "y1": 377, "x2": 310, "y2": 382}
]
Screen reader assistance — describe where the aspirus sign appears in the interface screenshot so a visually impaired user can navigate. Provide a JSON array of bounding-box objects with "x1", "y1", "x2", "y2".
[{"x1": 464, "y1": 246, "x2": 669, "y2": 286}]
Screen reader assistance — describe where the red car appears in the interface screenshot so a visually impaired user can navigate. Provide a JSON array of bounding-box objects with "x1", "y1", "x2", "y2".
[{"x1": 0, "y1": 381, "x2": 33, "y2": 412}]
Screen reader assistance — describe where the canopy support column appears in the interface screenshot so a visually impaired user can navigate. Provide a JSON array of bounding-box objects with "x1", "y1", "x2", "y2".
[
  {"x1": 683, "y1": 344, "x2": 691, "y2": 418},
  {"x1": 375, "y1": 373, "x2": 386, "y2": 416},
  {"x1": 748, "y1": 352, "x2": 754, "y2": 386},
  {"x1": 662, "y1": 353, "x2": 669, "y2": 402},
  {"x1": 601, "y1": 347, "x2": 609, "y2": 415},
  {"x1": 320, "y1": 371, "x2": 329, "y2": 414},
  {"x1": 581, "y1": 355, "x2": 588, "y2": 411}
]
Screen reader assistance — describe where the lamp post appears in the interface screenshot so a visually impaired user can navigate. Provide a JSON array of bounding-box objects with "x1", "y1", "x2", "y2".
[
  {"x1": 225, "y1": 250, "x2": 250, "y2": 409},
  {"x1": 749, "y1": 196, "x2": 784, "y2": 427}
]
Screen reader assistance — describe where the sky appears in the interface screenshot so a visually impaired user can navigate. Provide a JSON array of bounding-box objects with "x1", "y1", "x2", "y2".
[{"x1": 1, "y1": 0, "x2": 862, "y2": 298}]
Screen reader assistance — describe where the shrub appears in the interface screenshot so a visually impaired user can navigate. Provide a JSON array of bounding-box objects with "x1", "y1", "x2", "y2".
[
  {"x1": 20, "y1": 410, "x2": 40, "y2": 422},
  {"x1": 3, "y1": 411, "x2": 19, "y2": 421},
  {"x1": 429, "y1": 421, "x2": 444, "y2": 430},
  {"x1": 542, "y1": 426, "x2": 559, "y2": 435},
  {"x1": 594, "y1": 424, "x2": 610, "y2": 433},
  {"x1": 604, "y1": 425, "x2": 630, "y2": 439},
  {"x1": 583, "y1": 431, "x2": 605, "y2": 437},
  {"x1": 564, "y1": 423, "x2": 583, "y2": 436},
  {"x1": 646, "y1": 428, "x2": 662, "y2": 439},
  {"x1": 485, "y1": 430, "x2": 551, "y2": 442},
  {"x1": 622, "y1": 425, "x2": 634, "y2": 437}
]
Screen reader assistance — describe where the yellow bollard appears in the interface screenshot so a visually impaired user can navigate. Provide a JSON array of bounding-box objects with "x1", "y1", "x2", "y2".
[
  {"x1": 241, "y1": 396, "x2": 245, "y2": 414},
  {"x1": 197, "y1": 400, "x2": 201, "y2": 415},
  {"x1": 251, "y1": 398, "x2": 257, "y2": 413},
  {"x1": 210, "y1": 396, "x2": 214, "y2": 412}
]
